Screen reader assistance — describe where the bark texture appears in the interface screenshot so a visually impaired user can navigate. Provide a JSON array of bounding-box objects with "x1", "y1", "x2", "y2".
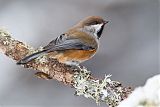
[{"x1": 0, "y1": 28, "x2": 132, "y2": 107}]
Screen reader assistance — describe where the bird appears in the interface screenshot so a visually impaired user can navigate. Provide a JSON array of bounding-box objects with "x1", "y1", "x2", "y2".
[{"x1": 17, "y1": 16, "x2": 108, "y2": 66}]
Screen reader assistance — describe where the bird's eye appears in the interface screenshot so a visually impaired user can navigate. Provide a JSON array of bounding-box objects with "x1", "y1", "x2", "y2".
[{"x1": 94, "y1": 21, "x2": 99, "y2": 24}]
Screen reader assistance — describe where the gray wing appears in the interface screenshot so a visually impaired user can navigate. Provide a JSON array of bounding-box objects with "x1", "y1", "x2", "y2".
[
  {"x1": 43, "y1": 34, "x2": 67, "y2": 50},
  {"x1": 17, "y1": 33, "x2": 95, "y2": 65},
  {"x1": 43, "y1": 34, "x2": 95, "y2": 52}
]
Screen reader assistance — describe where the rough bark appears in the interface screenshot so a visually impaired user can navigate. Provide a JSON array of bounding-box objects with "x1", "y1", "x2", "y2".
[{"x1": 0, "y1": 28, "x2": 132, "y2": 107}]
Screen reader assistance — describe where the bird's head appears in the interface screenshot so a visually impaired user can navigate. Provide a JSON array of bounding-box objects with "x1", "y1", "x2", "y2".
[{"x1": 76, "y1": 16, "x2": 108, "y2": 39}]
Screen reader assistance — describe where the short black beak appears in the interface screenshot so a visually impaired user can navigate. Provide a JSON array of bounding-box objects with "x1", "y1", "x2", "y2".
[{"x1": 104, "y1": 21, "x2": 109, "y2": 25}]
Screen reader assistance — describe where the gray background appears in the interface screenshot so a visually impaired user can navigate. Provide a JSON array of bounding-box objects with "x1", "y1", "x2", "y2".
[{"x1": 0, "y1": 0, "x2": 159, "y2": 107}]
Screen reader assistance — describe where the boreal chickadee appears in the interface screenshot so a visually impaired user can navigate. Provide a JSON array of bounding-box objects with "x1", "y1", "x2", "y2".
[{"x1": 17, "y1": 16, "x2": 108, "y2": 66}]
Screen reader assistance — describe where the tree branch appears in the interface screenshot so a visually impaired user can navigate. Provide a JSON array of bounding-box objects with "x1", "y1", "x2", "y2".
[{"x1": 0, "y1": 28, "x2": 132, "y2": 107}]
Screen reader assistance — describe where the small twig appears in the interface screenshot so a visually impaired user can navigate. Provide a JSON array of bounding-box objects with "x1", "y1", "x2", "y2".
[{"x1": 0, "y1": 28, "x2": 132, "y2": 107}]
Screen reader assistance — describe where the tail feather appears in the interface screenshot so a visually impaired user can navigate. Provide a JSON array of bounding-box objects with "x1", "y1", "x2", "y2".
[{"x1": 17, "y1": 50, "x2": 46, "y2": 65}]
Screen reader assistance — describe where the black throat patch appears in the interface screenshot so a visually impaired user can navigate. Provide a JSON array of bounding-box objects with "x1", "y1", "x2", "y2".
[{"x1": 97, "y1": 25, "x2": 104, "y2": 39}]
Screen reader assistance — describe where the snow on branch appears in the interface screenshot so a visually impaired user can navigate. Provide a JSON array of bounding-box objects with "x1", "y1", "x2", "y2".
[
  {"x1": 0, "y1": 28, "x2": 132, "y2": 107},
  {"x1": 118, "y1": 74, "x2": 160, "y2": 107}
]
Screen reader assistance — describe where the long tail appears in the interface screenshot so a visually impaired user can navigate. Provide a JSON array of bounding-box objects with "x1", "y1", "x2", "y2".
[{"x1": 17, "y1": 50, "x2": 47, "y2": 65}]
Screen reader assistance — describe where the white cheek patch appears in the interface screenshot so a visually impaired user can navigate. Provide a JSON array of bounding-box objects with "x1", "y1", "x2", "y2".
[
  {"x1": 90, "y1": 24, "x2": 103, "y2": 33},
  {"x1": 83, "y1": 23, "x2": 103, "y2": 38}
]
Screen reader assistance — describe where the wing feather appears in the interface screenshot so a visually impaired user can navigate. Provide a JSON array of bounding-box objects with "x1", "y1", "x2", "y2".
[{"x1": 43, "y1": 33, "x2": 95, "y2": 52}]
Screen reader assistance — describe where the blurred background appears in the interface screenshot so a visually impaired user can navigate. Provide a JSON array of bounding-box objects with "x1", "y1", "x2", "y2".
[{"x1": 0, "y1": 0, "x2": 159, "y2": 107}]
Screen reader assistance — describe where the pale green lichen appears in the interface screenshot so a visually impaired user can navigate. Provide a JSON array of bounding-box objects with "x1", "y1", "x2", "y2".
[
  {"x1": 33, "y1": 46, "x2": 48, "y2": 64},
  {"x1": 2, "y1": 40, "x2": 10, "y2": 45},
  {"x1": 0, "y1": 28, "x2": 11, "y2": 46},
  {"x1": 73, "y1": 67, "x2": 122, "y2": 107},
  {"x1": 37, "y1": 46, "x2": 44, "y2": 51},
  {"x1": 0, "y1": 28, "x2": 11, "y2": 37},
  {"x1": 36, "y1": 55, "x2": 48, "y2": 64},
  {"x1": 0, "y1": 28, "x2": 34, "y2": 51}
]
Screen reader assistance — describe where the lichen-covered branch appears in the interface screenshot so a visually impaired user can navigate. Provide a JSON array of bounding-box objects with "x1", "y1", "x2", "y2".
[{"x1": 0, "y1": 28, "x2": 132, "y2": 107}]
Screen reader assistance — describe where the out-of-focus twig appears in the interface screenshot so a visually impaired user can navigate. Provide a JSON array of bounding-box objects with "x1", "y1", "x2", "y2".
[{"x1": 0, "y1": 28, "x2": 132, "y2": 107}]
